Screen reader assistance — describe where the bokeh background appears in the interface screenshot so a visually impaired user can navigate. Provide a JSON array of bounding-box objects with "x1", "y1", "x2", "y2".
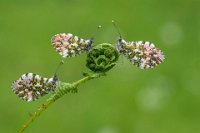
[{"x1": 1, "y1": 0, "x2": 200, "y2": 132}]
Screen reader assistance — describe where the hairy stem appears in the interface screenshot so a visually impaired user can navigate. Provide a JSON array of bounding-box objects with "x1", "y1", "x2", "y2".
[{"x1": 19, "y1": 73, "x2": 103, "y2": 133}]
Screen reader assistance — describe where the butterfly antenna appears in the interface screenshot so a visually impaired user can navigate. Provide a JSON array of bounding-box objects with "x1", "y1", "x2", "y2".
[
  {"x1": 91, "y1": 25, "x2": 102, "y2": 40},
  {"x1": 112, "y1": 20, "x2": 122, "y2": 39},
  {"x1": 54, "y1": 60, "x2": 64, "y2": 76}
]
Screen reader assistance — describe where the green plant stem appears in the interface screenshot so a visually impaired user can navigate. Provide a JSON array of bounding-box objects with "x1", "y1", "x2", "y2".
[{"x1": 19, "y1": 73, "x2": 103, "y2": 133}]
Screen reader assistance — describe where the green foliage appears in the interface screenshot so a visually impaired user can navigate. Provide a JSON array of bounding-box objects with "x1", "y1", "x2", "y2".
[
  {"x1": 86, "y1": 43, "x2": 119, "y2": 72},
  {"x1": 47, "y1": 82, "x2": 77, "y2": 102}
]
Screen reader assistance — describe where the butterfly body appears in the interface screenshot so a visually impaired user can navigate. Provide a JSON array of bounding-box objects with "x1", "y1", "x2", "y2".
[
  {"x1": 12, "y1": 73, "x2": 58, "y2": 102},
  {"x1": 51, "y1": 33, "x2": 93, "y2": 58}
]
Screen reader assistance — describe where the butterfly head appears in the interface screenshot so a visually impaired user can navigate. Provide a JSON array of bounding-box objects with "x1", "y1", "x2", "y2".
[
  {"x1": 84, "y1": 38, "x2": 93, "y2": 51},
  {"x1": 111, "y1": 20, "x2": 126, "y2": 52}
]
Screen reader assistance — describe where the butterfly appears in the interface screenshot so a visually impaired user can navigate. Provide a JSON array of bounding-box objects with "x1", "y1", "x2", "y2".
[
  {"x1": 51, "y1": 33, "x2": 93, "y2": 58},
  {"x1": 12, "y1": 73, "x2": 58, "y2": 102},
  {"x1": 51, "y1": 26, "x2": 101, "y2": 58},
  {"x1": 112, "y1": 20, "x2": 164, "y2": 69},
  {"x1": 12, "y1": 61, "x2": 64, "y2": 102},
  {"x1": 117, "y1": 39, "x2": 164, "y2": 69}
]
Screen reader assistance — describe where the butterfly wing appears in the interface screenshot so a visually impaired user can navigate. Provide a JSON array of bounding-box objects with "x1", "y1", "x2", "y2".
[{"x1": 51, "y1": 33, "x2": 93, "y2": 58}]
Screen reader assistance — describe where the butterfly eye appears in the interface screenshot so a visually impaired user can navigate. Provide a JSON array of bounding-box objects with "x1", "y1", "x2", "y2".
[
  {"x1": 118, "y1": 41, "x2": 165, "y2": 69},
  {"x1": 51, "y1": 33, "x2": 93, "y2": 58},
  {"x1": 12, "y1": 73, "x2": 58, "y2": 102}
]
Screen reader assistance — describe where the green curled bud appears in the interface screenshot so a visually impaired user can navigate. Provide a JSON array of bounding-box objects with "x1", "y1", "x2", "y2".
[{"x1": 86, "y1": 43, "x2": 119, "y2": 72}]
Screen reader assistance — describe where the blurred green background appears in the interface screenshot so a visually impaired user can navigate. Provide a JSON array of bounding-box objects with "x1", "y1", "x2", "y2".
[{"x1": 1, "y1": 0, "x2": 200, "y2": 132}]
